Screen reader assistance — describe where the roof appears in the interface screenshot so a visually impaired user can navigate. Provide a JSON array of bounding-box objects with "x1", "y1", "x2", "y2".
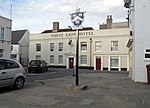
[
  {"x1": 0, "y1": 15, "x2": 12, "y2": 21},
  {"x1": 112, "y1": 22, "x2": 128, "y2": 28},
  {"x1": 41, "y1": 27, "x2": 94, "y2": 34},
  {"x1": 12, "y1": 30, "x2": 27, "y2": 44}
]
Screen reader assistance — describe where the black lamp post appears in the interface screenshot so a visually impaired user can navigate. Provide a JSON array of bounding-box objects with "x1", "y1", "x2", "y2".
[
  {"x1": 75, "y1": 29, "x2": 79, "y2": 85},
  {"x1": 70, "y1": 8, "x2": 85, "y2": 86}
]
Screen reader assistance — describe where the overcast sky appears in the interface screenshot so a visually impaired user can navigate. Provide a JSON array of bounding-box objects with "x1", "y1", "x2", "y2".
[{"x1": 0, "y1": 0, "x2": 127, "y2": 33}]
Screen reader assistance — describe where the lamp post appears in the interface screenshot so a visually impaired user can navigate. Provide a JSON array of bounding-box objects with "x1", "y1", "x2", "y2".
[
  {"x1": 76, "y1": 29, "x2": 79, "y2": 85},
  {"x1": 70, "y1": 8, "x2": 85, "y2": 86}
]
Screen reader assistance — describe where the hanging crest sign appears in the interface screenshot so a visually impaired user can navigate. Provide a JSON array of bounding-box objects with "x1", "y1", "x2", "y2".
[{"x1": 70, "y1": 8, "x2": 85, "y2": 27}]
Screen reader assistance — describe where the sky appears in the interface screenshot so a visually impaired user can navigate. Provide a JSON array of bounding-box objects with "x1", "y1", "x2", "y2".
[{"x1": 0, "y1": 0, "x2": 127, "y2": 33}]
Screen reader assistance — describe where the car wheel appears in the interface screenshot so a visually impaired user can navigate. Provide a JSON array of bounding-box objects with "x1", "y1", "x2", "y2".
[{"x1": 13, "y1": 77, "x2": 25, "y2": 89}]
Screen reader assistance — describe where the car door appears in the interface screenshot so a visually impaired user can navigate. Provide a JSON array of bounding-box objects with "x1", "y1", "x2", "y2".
[
  {"x1": 4, "y1": 60, "x2": 20, "y2": 85},
  {"x1": 0, "y1": 59, "x2": 8, "y2": 87}
]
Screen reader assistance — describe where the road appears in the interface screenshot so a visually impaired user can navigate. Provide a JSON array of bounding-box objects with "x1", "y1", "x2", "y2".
[{"x1": 26, "y1": 68, "x2": 73, "y2": 82}]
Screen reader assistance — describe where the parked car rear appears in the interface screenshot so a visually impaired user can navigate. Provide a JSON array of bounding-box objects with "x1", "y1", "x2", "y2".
[
  {"x1": 28, "y1": 60, "x2": 48, "y2": 73},
  {"x1": 0, "y1": 58, "x2": 26, "y2": 89}
]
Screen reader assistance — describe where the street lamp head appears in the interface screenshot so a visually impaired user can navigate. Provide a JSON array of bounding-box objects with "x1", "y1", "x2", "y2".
[
  {"x1": 124, "y1": 0, "x2": 131, "y2": 8},
  {"x1": 68, "y1": 39, "x2": 72, "y2": 45}
]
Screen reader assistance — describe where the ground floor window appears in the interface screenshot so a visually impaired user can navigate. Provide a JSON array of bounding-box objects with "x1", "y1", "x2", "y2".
[
  {"x1": 145, "y1": 49, "x2": 150, "y2": 60},
  {"x1": 110, "y1": 57, "x2": 119, "y2": 68},
  {"x1": 81, "y1": 55, "x2": 87, "y2": 64},
  {"x1": 0, "y1": 49, "x2": 3, "y2": 57},
  {"x1": 50, "y1": 55, "x2": 54, "y2": 64},
  {"x1": 36, "y1": 55, "x2": 41, "y2": 60},
  {"x1": 10, "y1": 54, "x2": 17, "y2": 59},
  {"x1": 58, "y1": 55, "x2": 63, "y2": 64}
]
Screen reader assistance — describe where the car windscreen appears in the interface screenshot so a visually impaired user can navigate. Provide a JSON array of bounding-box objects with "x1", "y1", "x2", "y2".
[{"x1": 30, "y1": 61, "x2": 41, "y2": 65}]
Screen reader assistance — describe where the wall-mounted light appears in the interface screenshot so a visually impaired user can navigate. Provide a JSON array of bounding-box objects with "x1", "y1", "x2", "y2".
[{"x1": 68, "y1": 39, "x2": 72, "y2": 45}]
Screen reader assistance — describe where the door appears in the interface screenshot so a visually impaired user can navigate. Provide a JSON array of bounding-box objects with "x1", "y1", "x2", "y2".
[
  {"x1": 0, "y1": 59, "x2": 8, "y2": 87},
  {"x1": 69, "y1": 58, "x2": 74, "y2": 69},
  {"x1": 96, "y1": 57, "x2": 101, "y2": 70},
  {"x1": 4, "y1": 59, "x2": 21, "y2": 85}
]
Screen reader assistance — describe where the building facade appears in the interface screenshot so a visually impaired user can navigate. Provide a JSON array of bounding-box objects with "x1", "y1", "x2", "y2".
[
  {"x1": 11, "y1": 30, "x2": 30, "y2": 66},
  {"x1": 124, "y1": 0, "x2": 150, "y2": 82},
  {"x1": 30, "y1": 17, "x2": 129, "y2": 71},
  {"x1": 0, "y1": 16, "x2": 12, "y2": 58}
]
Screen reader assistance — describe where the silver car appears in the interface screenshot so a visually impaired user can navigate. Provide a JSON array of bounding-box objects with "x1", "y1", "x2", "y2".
[{"x1": 0, "y1": 58, "x2": 26, "y2": 89}]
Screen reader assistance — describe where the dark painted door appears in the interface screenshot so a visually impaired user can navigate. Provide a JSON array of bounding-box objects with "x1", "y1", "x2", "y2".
[
  {"x1": 69, "y1": 58, "x2": 74, "y2": 69},
  {"x1": 96, "y1": 57, "x2": 101, "y2": 70}
]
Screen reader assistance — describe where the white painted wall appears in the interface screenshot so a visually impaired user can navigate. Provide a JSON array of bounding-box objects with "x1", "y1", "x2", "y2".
[
  {"x1": 0, "y1": 16, "x2": 12, "y2": 58},
  {"x1": 19, "y1": 30, "x2": 29, "y2": 62},
  {"x1": 131, "y1": 0, "x2": 150, "y2": 82}
]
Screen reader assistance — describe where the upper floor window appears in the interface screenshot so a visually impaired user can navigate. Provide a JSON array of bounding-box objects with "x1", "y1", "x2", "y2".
[
  {"x1": 111, "y1": 41, "x2": 118, "y2": 51},
  {"x1": 59, "y1": 43, "x2": 63, "y2": 51},
  {"x1": 36, "y1": 43, "x2": 41, "y2": 52},
  {"x1": 81, "y1": 42, "x2": 87, "y2": 51},
  {"x1": 0, "y1": 28, "x2": 4, "y2": 40},
  {"x1": 95, "y1": 41, "x2": 102, "y2": 52},
  {"x1": 50, "y1": 43, "x2": 54, "y2": 51}
]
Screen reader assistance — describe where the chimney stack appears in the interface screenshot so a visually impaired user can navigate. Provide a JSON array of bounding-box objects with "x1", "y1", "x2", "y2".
[
  {"x1": 106, "y1": 15, "x2": 113, "y2": 29},
  {"x1": 53, "y1": 22, "x2": 59, "y2": 32}
]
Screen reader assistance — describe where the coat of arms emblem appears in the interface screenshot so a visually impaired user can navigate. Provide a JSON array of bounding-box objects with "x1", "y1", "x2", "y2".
[{"x1": 70, "y1": 8, "x2": 85, "y2": 27}]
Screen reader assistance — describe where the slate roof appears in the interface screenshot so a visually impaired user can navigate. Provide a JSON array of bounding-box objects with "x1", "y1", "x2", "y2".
[
  {"x1": 41, "y1": 27, "x2": 94, "y2": 34},
  {"x1": 12, "y1": 30, "x2": 27, "y2": 44}
]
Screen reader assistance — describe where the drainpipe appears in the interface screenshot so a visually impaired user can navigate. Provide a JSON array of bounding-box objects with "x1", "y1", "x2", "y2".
[{"x1": 90, "y1": 38, "x2": 92, "y2": 67}]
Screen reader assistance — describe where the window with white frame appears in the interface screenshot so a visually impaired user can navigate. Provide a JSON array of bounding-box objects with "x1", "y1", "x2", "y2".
[
  {"x1": 110, "y1": 57, "x2": 119, "y2": 68},
  {"x1": 81, "y1": 42, "x2": 87, "y2": 51},
  {"x1": 0, "y1": 28, "x2": 4, "y2": 40},
  {"x1": 95, "y1": 41, "x2": 102, "y2": 52},
  {"x1": 36, "y1": 43, "x2": 41, "y2": 52},
  {"x1": 59, "y1": 43, "x2": 63, "y2": 51},
  {"x1": 144, "y1": 49, "x2": 150, "y2": 60},
  {"x1": 50, "y1": 55, "x2": 54, "y2": 64},
  {"x1": 50, "y1": 43, "x2": 54, "y2": 51},
  {"x1": 36, "y1": 55, "x2": 41, "y2": 60},
  {"x1": 81, "y1": 55, "x2": 87, "y2": 64},
  {"x1": 111, "y1": 41, "x2": 118, "y2": 51},
  {"x1": 0, "y1": 49, "x2": 3, "y2": 57},
  {"x1": 58, "y1": 55, "x2": 63, "y2": 64}
]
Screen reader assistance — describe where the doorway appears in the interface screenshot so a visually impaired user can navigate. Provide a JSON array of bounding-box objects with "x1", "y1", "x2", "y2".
[
  {"x1": 69, "y1": 58, "x2": 74, "y2": 69},
  {"x1": 96, "y1": 57, "x2": 101, "y2": 70}
]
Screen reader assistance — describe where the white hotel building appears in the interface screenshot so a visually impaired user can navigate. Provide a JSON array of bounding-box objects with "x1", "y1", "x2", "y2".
[{"x1": 29, "y1": 16, "x2": 129, "y2": 71}]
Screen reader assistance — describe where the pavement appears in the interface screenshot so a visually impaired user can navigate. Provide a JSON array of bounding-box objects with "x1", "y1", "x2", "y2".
[{"x1": 0, "y1": 71, "x2": 150, "y2": 108}]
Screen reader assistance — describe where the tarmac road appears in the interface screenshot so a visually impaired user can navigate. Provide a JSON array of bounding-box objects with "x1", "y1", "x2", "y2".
[{"x1": 0, "y1": 69, "x2": 150, "y2": 108}]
